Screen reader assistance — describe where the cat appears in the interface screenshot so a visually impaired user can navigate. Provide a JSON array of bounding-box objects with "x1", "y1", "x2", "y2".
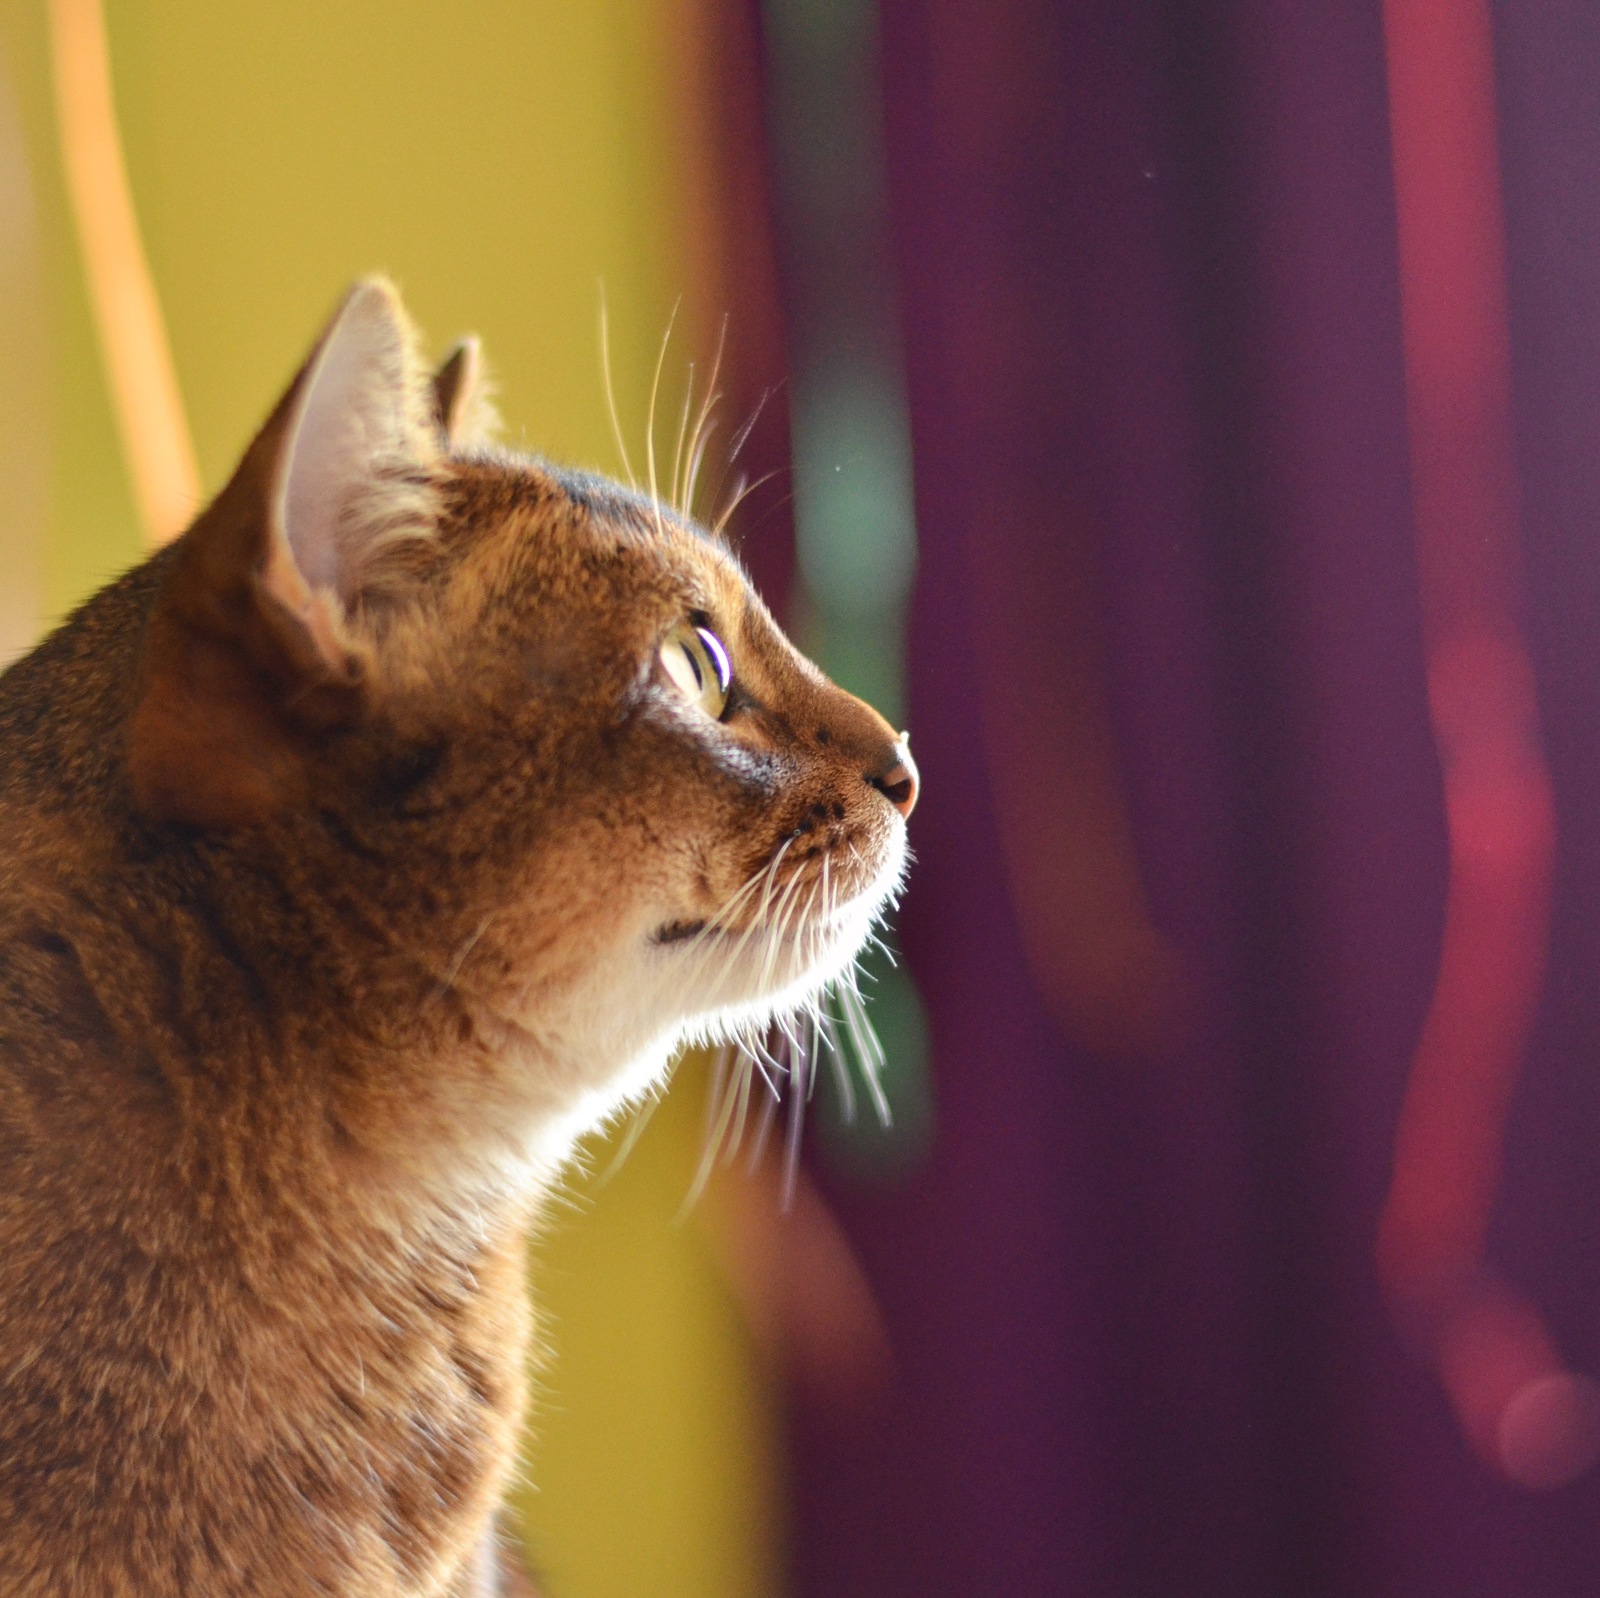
[{"x1": 0, "y1": 280, "x2": 917, "y2": 1596}]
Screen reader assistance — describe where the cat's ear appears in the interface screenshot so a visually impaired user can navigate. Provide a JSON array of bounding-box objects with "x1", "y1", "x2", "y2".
[
  {"x1": 128, "y1": 279, "x2": 441, "y2": 829},
  {"x1": 430, "y1": 336, "x2": 498, "y2": 449},
  {"x1": 274, "y1": 278, "x2": 442, "y2": 606}
]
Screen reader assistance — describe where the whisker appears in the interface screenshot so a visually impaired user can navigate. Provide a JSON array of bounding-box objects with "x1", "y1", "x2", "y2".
[
  {"x1": 756, "y1": 836, "x2": 797, "y2": 922},
  {"x1": 746, "y1": 1066, "x2": 782, "y2": 1173},
  {"x1": 669, "y1": 360, "x2": 696, "y2": 517},
  {"x1": 706, "y1": 836, "x2": 797, "y2": 988},
  {"x1": 819, "y1": 997, "x2": 855, "y2": 1123},
  {"x1": 678, "y1": 888, "x2": 768, "y2": 1011},
  {"x1": 683, "y1": 418, "x2": 720, "y2": 525},
  {"x1": 809, "y1": 1005, "x2": 828, "y2": 1107},
  {"x1": 705, "y1": 861, "x2": 786, "y2": 1002},
  {"x1": 723, "y1": 1050, "x2": 755, "y2": 1166},
  {"x1": 782, "y1": 1038, "x2": 808, "y2": 1211},
  {"x1": 838, "y1": 976, "x2": 891, "y2": 1127},
  {"x1": 722, "y1": 485, "x2": 796, "y2": 554},
  {"x1": 773, "y1": 1007, "x2": 805, "y2": 1062},
  {"x1": 677, "y1": 865, "x2": 768, "y2": 957},
  {"x1": 645, "y1": 299, "x2": 681, "y2": 541},
  {"x1": 713, "y1": 468, "x2": 784, "y2": 538},
  {"x1": 756, "y1": 858, "x2": 812, "y2": 994},
  {"x1": 701, "y1": 379, "x2": 784, "y2": 530},
  {"x1": 729, "y1": 1022, "x2": 779, "y2": 1101},
  {"x1": 725, "y1": 385, "x2": 773, "y2": 470},
  {"x1": 741, "y1": 1034, "x2": 783, "y2": 1098},
  {"x1": 597, "y1": 284, "x2": 636, "y2": 490},
  {"x1": 680, "y1": 1044, "x2": 740, "y2": 1218},
  {"x1": 671, "y1": 825, "x2": 907, "y2": 1207},
  {"x1": 682, "y1": 315, "x2": 728, "y2": 517},
  {"x1": 700, "y1": 1044, "x2": 732, "y2": 1145},
  {"x1": 668, "y1": 855, "x2": 778, "y2": 995},
  {"x1": 594, "y1": 1089, "x2": 662, "y2": 1187}
]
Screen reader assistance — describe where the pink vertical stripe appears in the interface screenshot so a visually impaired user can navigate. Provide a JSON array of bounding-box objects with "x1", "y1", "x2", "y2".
[{"x1": 1379, "y1": 0, "x2": 1600, "y2": 1488}]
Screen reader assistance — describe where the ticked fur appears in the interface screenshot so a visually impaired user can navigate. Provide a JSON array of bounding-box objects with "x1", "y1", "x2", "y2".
[{"x1": 0, "y1": 282, "x2": 914, "y2": 1595}]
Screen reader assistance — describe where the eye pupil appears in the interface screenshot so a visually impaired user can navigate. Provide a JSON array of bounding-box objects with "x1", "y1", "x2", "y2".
[{"x1": 660, "y1": 621, "x2": 733, "y2": 718}]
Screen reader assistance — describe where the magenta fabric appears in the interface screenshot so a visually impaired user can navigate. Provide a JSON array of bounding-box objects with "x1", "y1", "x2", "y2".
[{"x1": 768, "y1": 3, "x2": 1600, "y2": 1594}]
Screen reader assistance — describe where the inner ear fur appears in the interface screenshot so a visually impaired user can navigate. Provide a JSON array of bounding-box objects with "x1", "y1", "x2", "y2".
[
  {"x1": 128, "y1": 279, "x2": 440, "y2": 829},
  {"x1": 430, "y1": 336, "x2": 498, "y2": 450}
]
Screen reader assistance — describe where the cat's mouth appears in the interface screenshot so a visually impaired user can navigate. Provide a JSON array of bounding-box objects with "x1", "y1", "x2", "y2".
[
  {"x1": 649, "y1": 827, "x2": 905, "y2": 961},
  {"x1": 649, "y1": 881, "x2": 885, "y2": 951},
  {"x1": 649, "y1": 912, "x2": 844, "y2": 947}
]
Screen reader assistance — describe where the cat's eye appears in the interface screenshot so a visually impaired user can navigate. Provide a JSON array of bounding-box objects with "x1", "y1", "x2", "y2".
[{"x1": 659, "y1": 621, "x2": 733, "y2": 719}]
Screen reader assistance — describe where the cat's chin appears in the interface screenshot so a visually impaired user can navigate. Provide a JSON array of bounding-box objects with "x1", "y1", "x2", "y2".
[
  {"x1": 502, "y1": 836, "x2": 905, "y2": 1146},
  {"x1": 689, "y1": 898, "x2": 883, "y2": 1041},
  {"x1": 652, "y1": 835, "x2": 904, "y2": 1022}
]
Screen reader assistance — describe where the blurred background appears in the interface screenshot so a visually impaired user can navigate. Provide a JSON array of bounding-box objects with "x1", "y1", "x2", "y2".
[{"x1": 6, "y1": 0, "x2": 1600, "y2": 1593}]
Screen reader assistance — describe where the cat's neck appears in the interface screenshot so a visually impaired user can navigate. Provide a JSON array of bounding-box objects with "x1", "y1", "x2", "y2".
[{"x1": 1, "y1": 805, "x2": 649, "y2": 1232}]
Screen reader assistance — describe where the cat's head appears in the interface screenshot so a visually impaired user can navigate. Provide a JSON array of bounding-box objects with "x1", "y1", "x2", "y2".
[{"x1": 126, "y1": 281, "x2": 916, "y2": 1118}]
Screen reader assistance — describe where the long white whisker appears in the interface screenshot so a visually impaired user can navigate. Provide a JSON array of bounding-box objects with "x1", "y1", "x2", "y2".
[
  {"x1": 684, "y1": 417, "x2": 720, "y2": 524},
  {"x1": 819, "y1": 996, "x2": 855, "y2": 1122},
  {"x1": 598, "y1": 285, "x2": 636, "y2": 490},
  {"x1": 815, "y1": 853, "x2": 833, "y2": 964},
  {"x1": 701, "y1": 380, "x2": 780, "y2": 532},
  {"x1": 682, "y1": 316, "x2": 728, "y2": 517},
  {"x1": 839, "y1": 976, "x2": 891, "y2": 1126},
  {"x1": 700, "y1": 1045, "x2": 732, "y2": 1146},
  {"x1": 676, "y1": 865, "x2": 769, "y2": 959},
  {"x1": 740, "y1": 1033, "x2": 782, "y2": 1098},
  {"x1": 722, "y1": 1049, "x2": 755, "y2": 1165},
  {"x1": 726, "y1": 385, "x2": 772, "y2": 468},
  {"x1": 715, "y1": 838, "x2": 796, "y2": 990},
  {"x1": 746, "y1": 1068, "x2": 782, "y2": 1173},
  {"x1": 782, "y1": 1038, "x2": 807, "y2": 1211},
  {"x1": 756, "y1": 861, "x2": 812, "y2": 994},
  {"x1": 666, "y1": 816, "x2": 905, "y2": 1211},
  {"x1": 670, "y1": 360, "x2": 695, "y2": 516},
  {"x1": 757, "y1": 836, "x2": 797, "y2": 922},
  {"x1": 595, "y1": 1089, "x2": 662, "y2": 1187},
  {"x1": 680, "y1": 1045, "x2": 740, "y2": 1218},
  {"x1": 668, "y1": 856, "x2": 779, "y2": 1001},
  {"x1": 645, "y1": 300, "x2": 681, "y2": 541}
]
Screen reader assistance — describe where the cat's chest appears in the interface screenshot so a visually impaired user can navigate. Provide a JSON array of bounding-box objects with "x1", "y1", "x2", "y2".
[{"x1": 0, "y1": 1182, "x2": 533, "y2": 1595}]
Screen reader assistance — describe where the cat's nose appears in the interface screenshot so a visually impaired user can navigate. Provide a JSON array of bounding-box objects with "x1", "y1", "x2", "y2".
[{"x1": 869, "y1": 737, "x2": 919, "y2": 819}]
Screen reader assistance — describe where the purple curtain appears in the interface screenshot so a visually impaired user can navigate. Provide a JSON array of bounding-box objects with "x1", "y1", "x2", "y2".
[{"x1": 764, "y1": 3, "x2": 1600, "y2": 1594}]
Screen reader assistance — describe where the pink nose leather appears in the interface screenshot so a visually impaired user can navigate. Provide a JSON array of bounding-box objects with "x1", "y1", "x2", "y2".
[{"x1": 870, "y1": 738, "x2": 919, "y2": 818}]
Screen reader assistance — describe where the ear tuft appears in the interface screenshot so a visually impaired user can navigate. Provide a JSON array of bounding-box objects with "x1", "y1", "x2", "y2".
[
  {"x1": 275, "y1": 278, "x2": 442, "y2": 607},
  {"x1": 431, "y1": 335, "x2": 500, "y2": 450}
]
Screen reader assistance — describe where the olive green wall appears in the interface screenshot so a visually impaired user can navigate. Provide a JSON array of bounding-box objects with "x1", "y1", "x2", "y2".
[{"x1": 0, "y1": 3, "x2": 777, "y2": 1592}]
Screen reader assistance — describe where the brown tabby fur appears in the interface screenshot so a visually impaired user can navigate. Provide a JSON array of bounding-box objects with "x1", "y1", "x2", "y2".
[{"x1": 0, "y1": 283, "x2": 915, "y2": 1595}]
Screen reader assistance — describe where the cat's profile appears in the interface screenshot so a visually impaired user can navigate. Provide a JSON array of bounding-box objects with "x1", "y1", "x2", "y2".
[{"x1": 0, "y1": 281, "x2": 916, "y2": 1595}]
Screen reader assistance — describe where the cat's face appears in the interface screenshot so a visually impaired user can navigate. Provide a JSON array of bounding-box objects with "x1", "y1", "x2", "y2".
[
  {"x1": 366, "y1": 459, "x2": 916, "y2": 1102},
  {"x1": 127, "y1": 282, "x2": 916, "y2": 1132}
]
